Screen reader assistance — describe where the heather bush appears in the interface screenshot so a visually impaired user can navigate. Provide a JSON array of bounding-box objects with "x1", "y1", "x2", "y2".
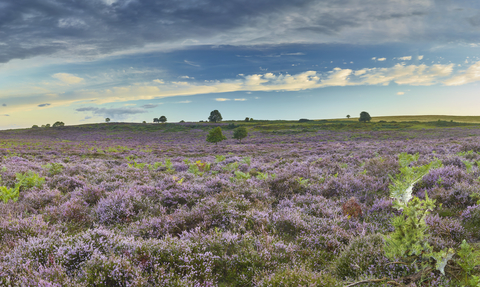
[
  {"x1": 461, "y1": 204, "x2": 480, "y2": 239},
  {"x1": 335, "y1": 233, "x2": 408, "y2": 280},
  {"x1": 426, "y1": 214, "x2": 467, "y2": 249},
  {"x1": 95, "y1": 189, "x2": 142, "y2": 225},
  {"x1": 78, "y1": 253, "x2": 147, "y2": 286}
]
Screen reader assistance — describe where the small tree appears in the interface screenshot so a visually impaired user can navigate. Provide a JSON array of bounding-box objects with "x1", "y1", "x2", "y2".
[
  {"x1": 159, "y1": 115, "x2": 167, "y2": 123},
  {"x1": 245, "y1": 117, "x2": 250, "y2": 122},
  {"x1": 153, "y1": 118, "x2": 159, "y2": 123},
  {"x1": 31, "y1": 125, "x2": 39, "y2": 129},
  {"x1": 206, "y1": 127, "x2": 226, "y2": 145},
  {"x1": 359, "y1": 111, "x2": 371, "y2": 123},
  {"x1": 233, "y1": 126, "x2": 248, "y2": 142},
  {"x1": 208, "y1": 110, "x2": 223, "y2": 123},
  {"x1": 105, "y1": 118, "x2": 110, "y2": 123},
  {"x1": 45, "y1": 124, "x2": 51, "y2": 128},
  {"x1": 346, "y1": 115, "x2": 350, "y2": 119},
  {"x1": 52, "y1": 121, "x2": 65, "y2": 128}
]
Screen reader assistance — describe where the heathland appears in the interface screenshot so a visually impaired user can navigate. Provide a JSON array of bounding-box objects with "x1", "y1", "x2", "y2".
[{"x1": 0, "y1": 117, "x2": 479, "y2": 286}]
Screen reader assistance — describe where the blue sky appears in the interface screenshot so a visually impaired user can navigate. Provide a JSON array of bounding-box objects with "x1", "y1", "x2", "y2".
[{"x1": 1, "y1": 0, "x2": 480, "y2": 128}]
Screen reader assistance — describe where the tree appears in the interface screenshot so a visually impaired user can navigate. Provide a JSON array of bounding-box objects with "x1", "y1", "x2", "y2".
[
  {"x1": 105, "y1": 118, "x2": 110, "y2": 123},
  {"x1": 208, "y1": 110, "x2": 222, "y2": 123},
  {"x1": 153, "y1": 118, "x2": 159, "y2": 123},
  {"x1": 359, "y1": 111, "x2": 371, "y2": 123},
  {"x1": 245, "y1": 117, "x2": 250, "y2": 122},
  {"x1": 31, "y1": 125, "x2": 39, "y2": 129},
  {"x1": 346, "y1": 115, "x2": 350, "y2": 119},
  {"x1": 206, "y1": 127, "x2": 226, "y2": 145},
  {"x1": 52, "y1": 121, "x2": 65, "y2": 128},
  {"x1": 159, "y1": 115, "x2": 167, "y2": 123},
  {"x1": 233, "y1": 127, "x2": 248, "y2": 142},
  {"x1": 45, "y1": 124, "x2": 51, "y2": 128}
]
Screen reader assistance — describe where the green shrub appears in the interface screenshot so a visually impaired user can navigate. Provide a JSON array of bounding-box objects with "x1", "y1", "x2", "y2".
[{"x1": 258, "y1": 266, "x2": 339, "y2": 287}]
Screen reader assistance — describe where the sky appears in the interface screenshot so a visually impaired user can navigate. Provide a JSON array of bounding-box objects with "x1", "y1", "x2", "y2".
[{"x1": 1, "y1": 0, "x2": 480, "y2": 129}]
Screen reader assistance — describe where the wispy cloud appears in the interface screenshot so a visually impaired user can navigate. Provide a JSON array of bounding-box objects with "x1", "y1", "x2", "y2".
[
  {"x1": 377, "y1": 58, "x2": 387, "y2": 61},
  {"x1": 234, "y1": 98, "x2": 247, "y2": 101},
  {"x1": 397, "y1": 92, "x2": 405, "y2": 95},
  {"x1": 52, "y1": 73, "x2": 84, "y2": 84},
  {"x1": 184, "y1": 60, "x2": 200, "y2": 67},
  {"x1": 76, "y1": 106, "x2": 148, "y2": 119},
  {"x1": 38, "y1": 103, "x2": 51, "y2": 107},
  {"x1": 397, "y1": 56, "x2": 412, "y2": 61},
  {"x1": 141, "y1": 104, "x2": 159, "y2": 109},
  {"x1": 215, "y1": 98, "x2": 230, "y2": 101}
]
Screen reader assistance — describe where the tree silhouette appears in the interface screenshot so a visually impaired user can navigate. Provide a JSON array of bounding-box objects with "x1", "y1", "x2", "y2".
[
  {"x1": 359, "y1": 111, "x2": 371, "y2": 123},
  {"x1": 208, "y1": 110, "x2": 223, "y2": 123}
]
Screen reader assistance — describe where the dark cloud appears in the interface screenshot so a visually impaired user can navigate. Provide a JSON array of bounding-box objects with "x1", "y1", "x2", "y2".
[
  {"x1": 38, "y1": 103, "x2": 51, "y2": 107},
  {"x1": 0, "y1": 0, "x2": 455, "y2": 63},
  {"x1": 141, "y1": 104, "x2": 159, "y2": 109},
  {"x1": 75, "y1": 106, "x2": 147, "y2": 118},
  {"x1": 2, "y1": 104, "x2": 6, "y2": 107}
]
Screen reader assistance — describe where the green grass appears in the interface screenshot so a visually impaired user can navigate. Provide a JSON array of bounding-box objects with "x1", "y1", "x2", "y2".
[{"x1": 333, "y1": 115, "x2": 480, "y2": 123}]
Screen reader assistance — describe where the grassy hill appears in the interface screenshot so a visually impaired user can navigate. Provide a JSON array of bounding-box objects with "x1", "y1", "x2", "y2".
[{"x1": 333, "y1": 115, "x2": 480, "y2": 123}]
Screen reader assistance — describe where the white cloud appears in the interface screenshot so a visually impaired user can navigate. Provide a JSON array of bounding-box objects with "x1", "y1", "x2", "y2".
[
  {"x1": 354, "y1": 69, "x2": 366, "y2": 76},
  {"x1": 52, "y1": 73, "x2": 84, "y2": 84},
  {"x1": 398, "y1": 56, "x2": 412, "y2": 61},
  {"x1": 418, "y1": 55, "x2": 424, "y2": 60},
  {"x1": 377, "y1": 58, "x2": 387, "y2": 61},
  {"x1": 444, "y1": 61, "x2": 480, "y2": 86},
  {"x1": 176, "y1": 100, "x2": 191, "y2": 104},
  {"x1": 397, "y1": 92, "x2": 405, "y2": 95},
  {"x1": 215, "y1": 98, "x2": 230, "y2": 101},
  {"x1": 179, "y1": 75, "x2": 194, "y2": 79},
  {"x1": 371, "y1": 57, "x2": 376, "y2": 60},
  {"x1": 234, "y1": 98, "x2": 247, "y2": 101},
  {"x1": 153, "y1": 79, "x2": 164, "y2": 84}
]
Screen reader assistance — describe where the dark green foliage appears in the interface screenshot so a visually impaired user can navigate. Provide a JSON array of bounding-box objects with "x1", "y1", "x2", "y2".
[
  {"x1": 105, "y1": 118, "x2": 110, "y2": 123},
  {"x1": 52, "y1": 121, "x2": 65, "y2": 127},
  {"x1": 233, "y1": 127, "x2": 248, "y2": 142},
  {"x1": 153, "y1": 118, "x2": 159, "y2": 123},
  {"x1": 208, "y1": 110, "x2": 223, "y2": 123},
  {"x1": 359, "y1": 111, "x2": 371, "y2": 123},
  {"x1": 457, "y1": 239, "x2": 480, "y2": 285},
  {"x1": 206, "y1": 127, "x2": 226, "y2": 145},
  {"x1": 299, "y1": 118, "x2": 311, "y2": 122},
  {"x1": 245, "y1": 117, "x2": 249, "y2": 122},
  {"x1": 31, "y1": 125, "x2": 39, "y2": 128},
  {"x1": 226, "y1": 123, "x2": 237, "y2": 129},
  {"x1": 346, "y1": 115, "x2": 350, "y2": 119},
  {"x1": 159, "y1": 115, "x2": 167, "y2": 123}
]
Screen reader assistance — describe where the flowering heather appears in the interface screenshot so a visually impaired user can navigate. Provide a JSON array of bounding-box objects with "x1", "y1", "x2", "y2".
[{"x1": 0, "y1": 123, "x2": 478, "y2": 285}]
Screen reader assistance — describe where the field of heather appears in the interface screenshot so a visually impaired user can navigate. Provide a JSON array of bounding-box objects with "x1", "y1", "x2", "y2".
[{"x1": 0, "y1": 122, "x2": 479, "y2": 286}]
